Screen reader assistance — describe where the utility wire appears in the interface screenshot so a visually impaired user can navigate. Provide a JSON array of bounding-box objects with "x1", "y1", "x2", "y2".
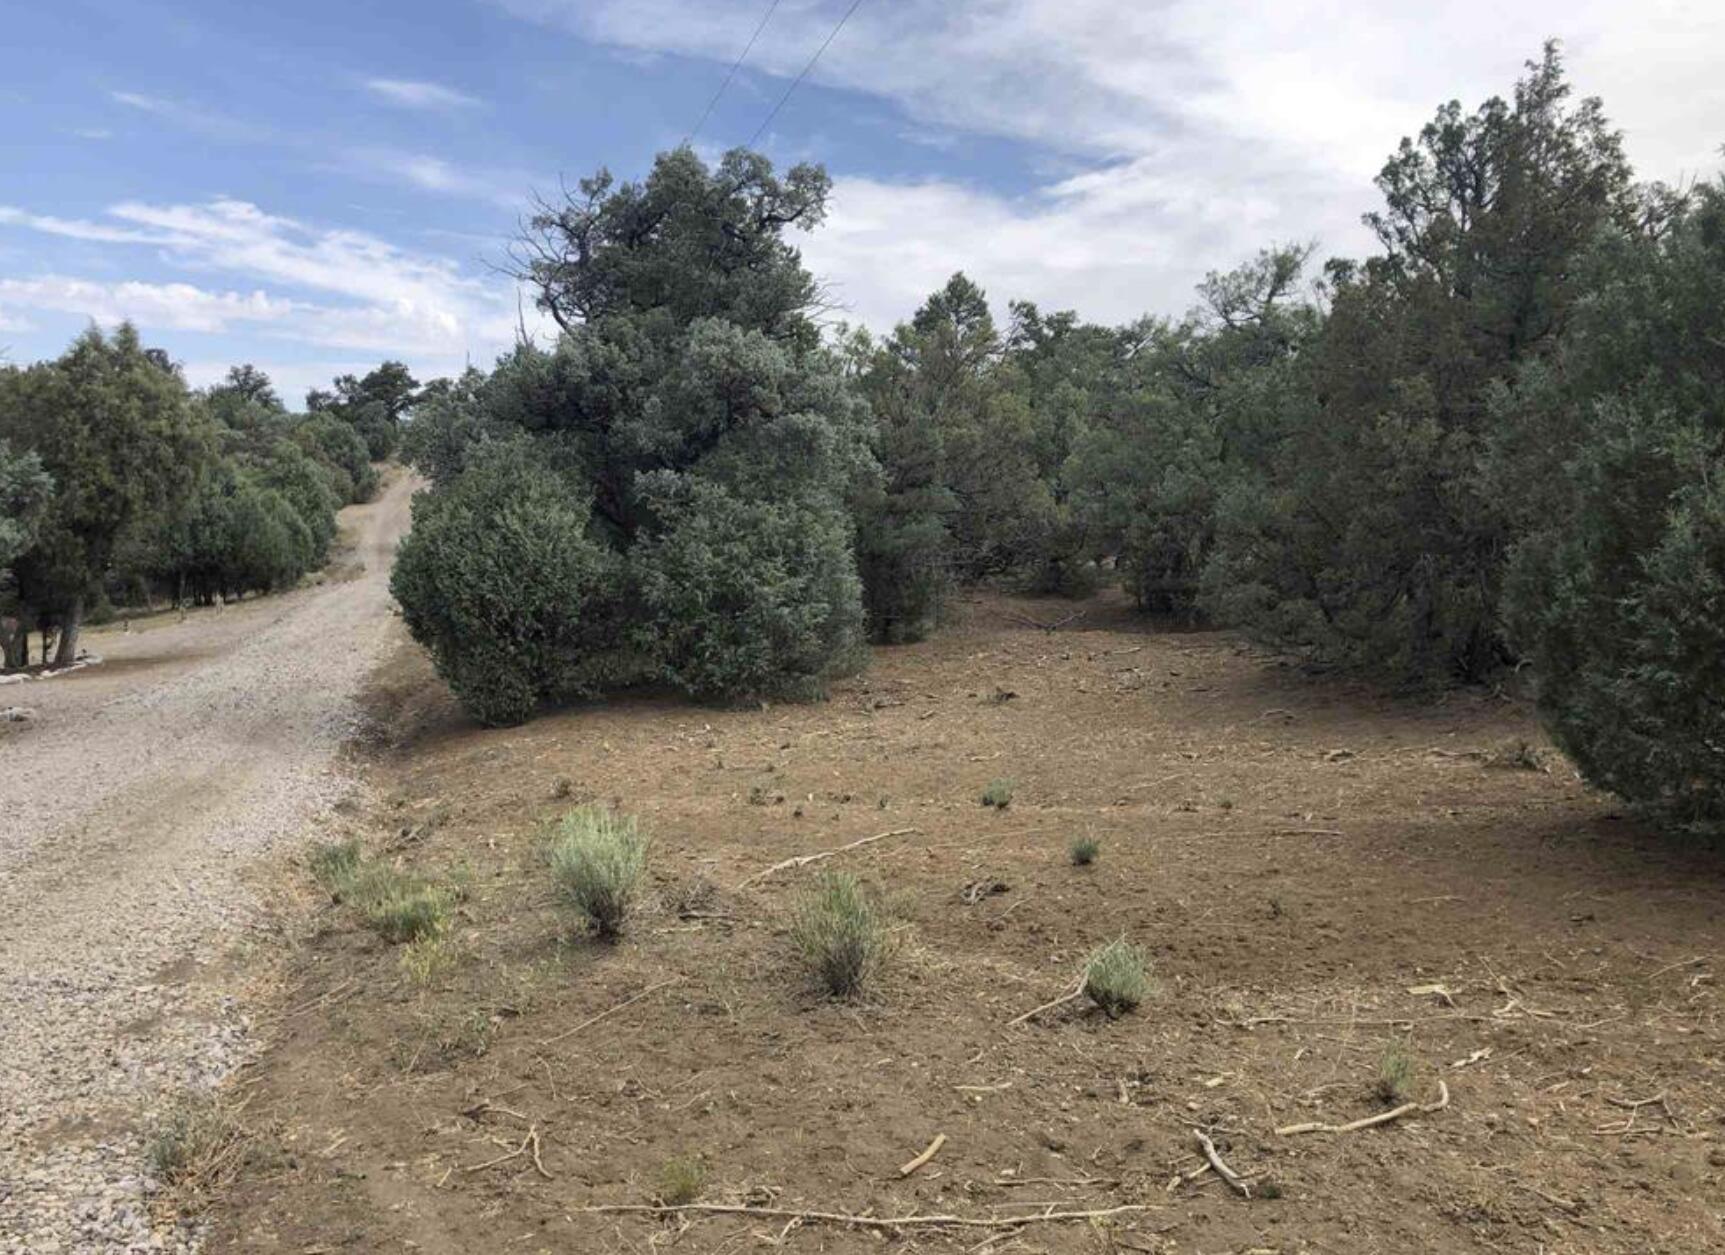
[
  {"x1": 746, "y1": 0, "x2": 866, "y2": 148},
  {"x1": 686, "y1": 0, "x2": 783, "y2": 145}
]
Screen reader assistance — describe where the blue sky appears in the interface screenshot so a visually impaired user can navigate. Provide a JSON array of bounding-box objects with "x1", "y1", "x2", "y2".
[{"x1": 3, "y1": 0, "x2": 1722, "y2": 405}]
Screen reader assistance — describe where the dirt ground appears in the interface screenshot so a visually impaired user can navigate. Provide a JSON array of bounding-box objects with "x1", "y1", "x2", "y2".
[{"x1": 207, "y1": 591, "x2": 1725, "y2": 1255}]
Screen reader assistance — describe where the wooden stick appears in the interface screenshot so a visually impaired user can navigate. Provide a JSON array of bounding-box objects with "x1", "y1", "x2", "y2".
[
  {"x1": 1193, "y1": 1129, "x2": 1251, "y2": 1197},
  {"x1": 570, "y1": 1202, "x2": 1164, "y2": 1232},
  {"x1": 898, "y1": 1133, "x2": 947, "y2": 1177},
  {"x1": 539, "y1": 978, "x2": 682, "y2": 1046},
  {"x1": 1276, "y1": 1079, "x2": 1450, "y2": 1136},
  {"x1": 1006, "y1": 977, "x2": 1086, "y2": 1027},
  {"x1": 734, "y1": 828, "x2": 919, "y2": 890}
]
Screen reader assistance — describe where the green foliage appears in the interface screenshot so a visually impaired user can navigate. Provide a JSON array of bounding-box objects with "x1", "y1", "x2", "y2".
[
  {"x1": 391, "y1": 445, "x2": 632, "y2": 726},
  {"x1": 1376, "y1": 1040, "x2": 1413, "y2": 1104},
  {"x1": 309, "y1": 838, "x2": 363, "y2": 894},
  {"x1": 980, "y1": 778, "x2": 1014, "y2": 809},
  {"x1": 309, "y1": 839, "x2": 451, "y2": 943},
  {"x1": 791, "y1": 871, "x2": 887, "y2": 999},
  {"x1": 547, "y1": 805, "x2": 647, "y2": 939},
  {"x1": 1069, "y1": 835, "x2": 1100, "y2": 866},
  {"x1": 398, "y1": 146, "x2": 869, "y2": 720},
  {"x1": 1082, "y1": 939, "x2": 1149, "y2": 1018},
  {"x1": 399, "y1": 368, "x2": 496, "y2": 486},
  {"x1": 0, "y1": 439, "x2": 52, "y2": 580},
  {"x1": 1500, "y1": 180, "x2": 1725, "y2": 829},
  {"x1": 146, "y1": 1093, "x2": 238, "y2": 1188},
  {"x1": 1202, "y1": 45, "x2": 1635, "y2": 683},
  {"x1": 656, "y1": 1157, "x2": 706, "y2": 1205}
]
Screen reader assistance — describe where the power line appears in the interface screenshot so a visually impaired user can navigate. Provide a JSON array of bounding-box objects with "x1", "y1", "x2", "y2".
[
  {"x1": 746, "y1": 0, "x2": 866, "y2": 148},
  {"x1": 686, "y1": 0, "x2": 784, "y2": 145}
]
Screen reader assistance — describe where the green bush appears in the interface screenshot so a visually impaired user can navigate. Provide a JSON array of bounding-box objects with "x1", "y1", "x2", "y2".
[
  {"x1": 980, "y1": 779, "x2": 1014, "y2": 809},
  {"x1": 1083, "y1": 939, "x2": 1149, "y2": 1018},
  {"x1": 1069, "y1": 835, "x2": 1100, "y2": 866},
  {"x1": 362, "y1": 880, "x2": 452, "y2": 944},
  {"x1": 548, "y1": 805, "x2": 648, "y2": 939},
  {"x1": 1376, "y1": 1040, "x2": 1413, "y2": 1104},
  {"x1": 391, "y1": 445, "x2": 632, "y2": 726},
  {"x1": 1501, "y1": 181, "x2": 1725, "y2": 830},
  {"x1": 791, "y1": 871, "x2": 886, "y2": 999},
  {"x1": 309, "y1": 838, "x2": 363, "y2": 894},
  {"x1": 635, "y1": 475, "x2": 864, "y2": 701}
]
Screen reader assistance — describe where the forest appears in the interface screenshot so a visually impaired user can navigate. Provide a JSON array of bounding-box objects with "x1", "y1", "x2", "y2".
[
  {"x1": 3, "y1": 45, "x2": 1720, "y2": 831},
  {"x1": 0, "y1": 345, "x2": 419, "y2": 669},
  {"x1": 391, "y1": 45, "x2": 1722, "y2": 833}
]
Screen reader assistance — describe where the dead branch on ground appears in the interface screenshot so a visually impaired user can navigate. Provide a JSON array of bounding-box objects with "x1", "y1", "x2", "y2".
[
  {"x1": 734, "y1": 829, "x2": 918, "y2": 890},
  {"x1": 1276, "y1": 1079, "x2": 1451, "y2": 1136}
]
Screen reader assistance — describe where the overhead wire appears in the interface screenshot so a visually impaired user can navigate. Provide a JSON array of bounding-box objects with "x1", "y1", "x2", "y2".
[
  {"x1": 686, "y1": 0, "x2": 784, "y2": 145},
  {"x1": 745, "y1": 0, "x2": 866, "y2": 148}
]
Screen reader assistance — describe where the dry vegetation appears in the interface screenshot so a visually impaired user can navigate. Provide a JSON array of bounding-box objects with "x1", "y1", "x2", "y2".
[{"x1": 206, "y1": 592, "x2": 1724, "y2": 1253}]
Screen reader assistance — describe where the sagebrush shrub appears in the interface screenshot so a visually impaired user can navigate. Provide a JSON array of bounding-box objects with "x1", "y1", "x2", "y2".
[
  {"x1": 1083, "y1": 939, "x2": 1149, "y2": 1018},
  {"x1": 792, "y1": 871, "x2": 886, "y2": 999},
  {"x1": 362, "y1": 880, "x2": 451, "y2": 944},
  {"x1": 1376, "y1": 1040, "x2": 1413, "y2": 1104},
  {"x1": 309, "y1": 838, "x2": 362, "y2": 895},
  {"x1": 981, "y1": 779, "x2": 1014, "y2": 809},
  {"x1": 548, "y1": 805, "x2": 647, "y2": 939},
  {"x1": 146, "y1": 1095, "x2": 236, "y2": 1187},
  {"x1": 656, "y1": 1156, "x2": 706, "y2": 1205},
  {"x1": 1069, "y1": 836, "x2": 1100, "y2": 865}
]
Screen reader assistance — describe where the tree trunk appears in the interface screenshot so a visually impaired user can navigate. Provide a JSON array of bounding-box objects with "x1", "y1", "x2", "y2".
[
  {"x1": 53, "y1": 598, "x2": 83, "y2": 668},
  {"x1": 0, "y1": 619, "x2": 24, "y2": 671}
]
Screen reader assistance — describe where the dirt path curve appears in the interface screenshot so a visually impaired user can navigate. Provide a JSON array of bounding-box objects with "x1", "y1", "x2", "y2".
[{"x1": 0, "y1": 471, "x2": 420, "y2": 1253}]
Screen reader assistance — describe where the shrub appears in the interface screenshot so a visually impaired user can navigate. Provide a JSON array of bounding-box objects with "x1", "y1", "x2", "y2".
[
  {"x1": 791, "y1": 871, "x2": 886, "y2": 999},
  {"x1": 1083, "y1": 939, "x2": 1149, "y2": 1018},
  {"x1": 1499, "y1": 181, "x2": 1725, "y2": 830},
  {"x1": 635, "y1": 475, "x2": 865, "y2": 702},
  {"x1": 656, "y1": 1156, "x2": 706, "y2": 1205},
  {"x1": 1069, "y1": 835, "x2": 1100, "y2": 866},
  {"x1": 548, "y1": 805, "x2": 648, "y2": 939},
  {"x1": 309, "y1": 838, "x2": 362, "y2": 895},
  {"x1": 362, "y1": 879, "x2": 452, "y2": 944},
  {"x1": 146, "y1": 1094, "x2": 237, "y2": 1188},
  {"x1": 390, "y1": 445, "x2": 633, "y2": 726},
  {"x1": 980, "y1": 779, "x2": 1014, "y2": 809},
  {"x1": 400, "y1": 933, "x2": 460, "y2": 987},
  {"x1": 1375, "y1": 1040, "x2": 1413, "y2": 1104}
]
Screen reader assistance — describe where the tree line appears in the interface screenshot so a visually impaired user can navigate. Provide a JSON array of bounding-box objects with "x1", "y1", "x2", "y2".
[
  {"x1": 392, "y1": 45, "x2": 1722, "y2": 832},
  {"x1": 0, "y1": 338, "x2": 420, "y2": 668}
]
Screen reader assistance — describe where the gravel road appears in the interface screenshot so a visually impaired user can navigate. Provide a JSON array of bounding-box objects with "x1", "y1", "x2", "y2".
[{"x1": 0, "y1": 472, "x2": 418, "y2": 1252}]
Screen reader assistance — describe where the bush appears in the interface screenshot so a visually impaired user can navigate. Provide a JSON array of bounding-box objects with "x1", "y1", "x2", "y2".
[
  {"x1": 1376, "y1": 1040, "x2": 1413, "y2": 1104},
  {"x1": 980, "y1": 779, "x2": 1014, "y2": 809},
  {"x1": 146, "y1": 1094, "x2": 238, "y2": 1188},
  {"x1": 309, "y1": 838, "x2": 362, "y2": 894},
  {"x1": 1500, "y1": 181, "x2": 1725, "y2": 830},
  {"x1": 1083, "y1": 939, "x2": 1149, "y2": 1018},
  {"x1": 656, "y1": 1156, "x2": 706, "y2": 1205},
  {"x1": 548, "y1": 805, "x2": 647, "y2": 939},
  {"x1": 391, "y1": 446, "x2": 633, "y2": 726},
  {"x1": 791, "y1": 871, "x2": 886, "y2": 999},
  {"x1": 635, "y1": 475, "x2": 865, "y2": 701},
  {"x1": 362, "y1": 880, "x2": 452, "y2": 944},
  {"x1": 1069, "y1": 835, "x2": 1100, "y2": 866}
]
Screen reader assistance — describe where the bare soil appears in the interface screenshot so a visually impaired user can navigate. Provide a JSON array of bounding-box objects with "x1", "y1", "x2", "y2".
[{"x1": 208, "y1": 592, "x2": 1725, "y2": 1254}]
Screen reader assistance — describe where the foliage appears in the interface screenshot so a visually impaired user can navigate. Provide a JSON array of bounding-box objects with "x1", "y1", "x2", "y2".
[
  {"x1": 656, "y1": 1157, "x2": 706, "y2": 1205},
  {"x1": 391, "y1": 445, "x2": 632, "y2": 726},
  {"x1": 1202, "y1": 45, "x2": 1636, "y2": 683},
  {"x1": 980, "y1": 778, "x2": 1014, "y2": 809},
  {"x1": 0, "y1": 439, "x2": 52, "y2": 576},
  {"x1": 1500, "y1": 180, "x2": 1725, "y2": 829},
  {"x1": 1376, "y1": 1040, "x2": 1413, "y2": 1104},
  {"x1": 146, "y1": 1093, "x2": 239, "y2": 1189},
  {"x1": 1082, "y1": 939, "x2": 1149, "y2": 1018},
  {"x1": 791, "y1": 871, "x2": 887, "y2": 999},
  {"x1": 398, "y1": 146, "x2": 870, "y2": 720},
  {"x1": 547, "y1": 805, "x2": 648, "y2": 939},
  {"x1": 1069, "y1": 835, "x2": 1100, "y2": 866},
  {"x1": 0, "y1": 325, "x2": 212, "y2": 662}
]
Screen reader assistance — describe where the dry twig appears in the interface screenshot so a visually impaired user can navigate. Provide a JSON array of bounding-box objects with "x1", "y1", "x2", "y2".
[
  {"x1": 1193, "y1": 1129, "x2": 1251, "y2": 1197},
  {"x1": 571, "y1": 1201, "x2": 1164, "y2": 1232},
  {"x1": 1006, "y1": 976, "x2": 1085, "y2": 1027},
  {"x1": 734, "y1": 829, "x2": 918, "y2": 890},
  {"x1": 898, "y1": 1133, "x2": 947, "y2": 1177},
  {"x1": 1276, "y1": 1080, "x2": 1451, "y2": 1136},
  {"x1": 539, "y1": 978, "x2": 682, "y2": 1047}
]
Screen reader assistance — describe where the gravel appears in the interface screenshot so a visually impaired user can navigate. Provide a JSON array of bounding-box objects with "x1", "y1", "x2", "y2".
[{"x1": 0, "y1": 474, "x2": 416, "y2": 1252}]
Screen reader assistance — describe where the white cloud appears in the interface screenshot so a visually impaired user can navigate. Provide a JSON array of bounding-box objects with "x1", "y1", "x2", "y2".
[
  {"x1": 343, "y1": 148, "x2": 525, "y2": 208},
  {"x1": 0, "y1": 199, "x2": 538, "y2": 369},
  {"x1": 363, "y1": 78, "x2": 484, "y2": 110},
  {"x1": 505, "y1": 0, "x2": 1725, "y2": 326}
]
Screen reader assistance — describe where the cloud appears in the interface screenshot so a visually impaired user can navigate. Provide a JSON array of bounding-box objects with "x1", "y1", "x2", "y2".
[
  {"x1": 108, "y1": 89, "x2": 267, "y2": 140},
  {"x1": 71, "y1": 128, "x2": 112, "y2": 141},
  {"x1": 0, "y1": 199, "x2": 538, "y2": 366},
  {"x1": 503, "y1": 0, "x2": 1725, "y2": 326},
  {"x1": 343, "y1": 148, "x2": 524, "y2": 208},
  {"x1": 363, "y1": 78, "x2": 484, "y2": 110}
]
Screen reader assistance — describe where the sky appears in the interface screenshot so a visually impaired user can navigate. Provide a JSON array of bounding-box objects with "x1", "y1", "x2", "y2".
[{"x1": 1, "y1": 0, "x2": 1722, "y2": 406}]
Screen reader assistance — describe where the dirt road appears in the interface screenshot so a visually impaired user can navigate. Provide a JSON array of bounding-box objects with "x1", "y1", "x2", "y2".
[{"x1": 0, "y1": 471, "x2": 419, "y2": 1252}]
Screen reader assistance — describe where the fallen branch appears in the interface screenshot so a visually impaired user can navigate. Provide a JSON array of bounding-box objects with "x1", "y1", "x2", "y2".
[
  {"x1": 1005, "y1": 609, "x2": 1085, "y2": 633},
  {"x1": 539, "y1": 978, "x2": 682, "y2": 1046},
  {"x1": 898, "y1": 1133, "x2": 946, "y2": 1177},
  {"x1": 1276, "y1": 1079, "x2": 1450, "y2": 1136},
  {"x1": 1006, "y1": 976, "x2": 1086, "y2": 1027},
  {"x1": 463, "y1": 1124, "x2": 551, "y2": 1177},
  {"x1": 734, "y1": 828, "x2": 919, "y2": 890},
  {"x1": 1193, "y1": 1129, "x2": 1251, "y2": 1197},
  {"x1": 570, "y1": 1201, "x2": 1164, "y2": 1232}
]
